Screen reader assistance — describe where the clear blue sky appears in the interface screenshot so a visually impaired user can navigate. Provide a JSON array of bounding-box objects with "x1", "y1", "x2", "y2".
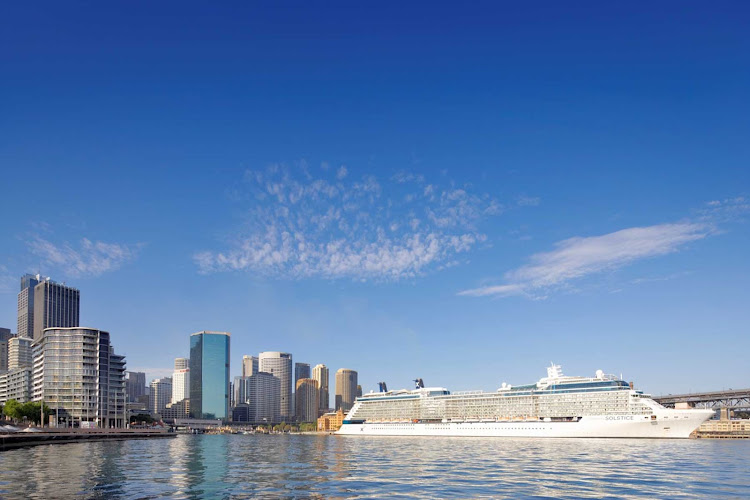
[{"x1": 1, "y1": 2, "x2": 748, "y2": 396}]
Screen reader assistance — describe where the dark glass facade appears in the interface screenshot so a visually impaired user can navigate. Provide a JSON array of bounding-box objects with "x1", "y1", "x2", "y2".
[{"x1": 189, "y1": 331, "x2": 230, "y2": 420}]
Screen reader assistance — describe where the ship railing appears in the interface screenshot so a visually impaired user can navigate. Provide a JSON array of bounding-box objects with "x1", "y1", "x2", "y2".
[{"x1": 451, "y1": 390, "x2": 484, "y2": 396}]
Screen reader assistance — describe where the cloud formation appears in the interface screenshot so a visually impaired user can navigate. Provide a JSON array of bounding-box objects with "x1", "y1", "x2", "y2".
[
  {"x1": 195, "y1": 164, "x2": 503, "y2": 280},
  {"x1": 0, "y1": 264, "x2": 14, "y2": 294},
  {"x1": 28, "y1": 237, "x2": 142, "y2": 278},
  {"x1": 459, "y1": 222, "x2": 710, "y2": 298}
]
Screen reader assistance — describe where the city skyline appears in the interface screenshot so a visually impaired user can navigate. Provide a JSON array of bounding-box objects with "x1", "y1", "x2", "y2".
[{"x1": 1, "y1": 3, "x2": 749, "y2": 398}]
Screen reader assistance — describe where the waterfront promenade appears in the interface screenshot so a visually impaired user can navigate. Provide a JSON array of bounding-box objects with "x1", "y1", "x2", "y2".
[{"x1": 0, "y1": 427, "x2": 175, "y2": 451}]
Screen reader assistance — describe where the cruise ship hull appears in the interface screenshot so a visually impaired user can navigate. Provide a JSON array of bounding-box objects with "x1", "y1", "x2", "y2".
[{"x1": 337, "y1": 410, "x2": 714, "y2": 439}]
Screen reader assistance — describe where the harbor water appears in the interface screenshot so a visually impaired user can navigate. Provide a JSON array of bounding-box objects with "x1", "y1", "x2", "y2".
[{"x1": 1, "y1": 434, "x2": 748, "y2": 498}]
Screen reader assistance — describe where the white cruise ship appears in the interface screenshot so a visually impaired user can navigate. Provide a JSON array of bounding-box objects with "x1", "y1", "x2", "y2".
[{"x1": 337, "y1": 364, "x2": 713, "y2": 438}]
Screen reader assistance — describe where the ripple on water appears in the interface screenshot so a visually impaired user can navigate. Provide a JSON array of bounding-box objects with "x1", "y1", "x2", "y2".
[{"x1": 0, "y1": 435, "x2": 748, "y2": 499}]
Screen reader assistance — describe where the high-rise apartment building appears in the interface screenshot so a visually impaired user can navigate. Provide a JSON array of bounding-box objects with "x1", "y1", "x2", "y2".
[
  {"x1": 312, "y1": 364, "x2": 329, "y2": 414},
  {"x1": 17, "y1": 274, "x2": 40, "y2": 339},
  {"x1": 126, "y1": 371, "x2": 147, "y2": 402},
  {"x1": 335, "y1": 368, "x2": 358, "y2": 413},
  {"x1": 295, "y1": 378, "x2": 320, "y2": 423},
  {"x1": 8, "y1": 336, "x2": 32, "y2": 369},
  {"x1": 0, "y1": 368, "x2": 33, "y2": 404},
  {"x1": 242, "y1": 355, "x2": 258, "y2": 377},
  {"x1": 150, "y1": 377, "x2": 173, "y2": 415},
  {"x1": 259, "y1": 351, "x2": 293, "y2": 421},
  {"x1": 33, "y1": 327, "x2": 126, "y2": 428},
  {"x1": 32, "y1": 277, "x2": 80, "y2": 341},
  {"x1": 189, "y1": 331, "x2": 230, "y2": 420}
]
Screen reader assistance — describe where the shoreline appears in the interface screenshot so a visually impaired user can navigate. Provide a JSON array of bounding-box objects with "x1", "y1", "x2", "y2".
[{"x1": 0, "y1": 430, "x2": 176, "y2": 451}]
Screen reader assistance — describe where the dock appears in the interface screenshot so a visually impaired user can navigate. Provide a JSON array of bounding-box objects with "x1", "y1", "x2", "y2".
[{"x1": 0, "y1": 429, "x2": 176, "y2": 451}]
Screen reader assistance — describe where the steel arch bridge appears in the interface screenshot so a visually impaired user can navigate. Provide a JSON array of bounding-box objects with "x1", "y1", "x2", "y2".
[{"x1": 654, "y1": 389, "x2": 750, "y2": 411}]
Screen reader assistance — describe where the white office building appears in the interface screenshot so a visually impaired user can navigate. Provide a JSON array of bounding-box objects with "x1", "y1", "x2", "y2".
[{"x1": 172, "y1": 368, "x2": 189, "y2": 404}]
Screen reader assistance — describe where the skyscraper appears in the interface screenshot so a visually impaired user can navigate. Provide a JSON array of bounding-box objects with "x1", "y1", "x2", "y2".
[
  {"x1": 259, "y1": 351, "x2": 293, "y2": 421},
  {"x1": 150, "y1": 377, "x2": 173, "y2": 416},
  {"x1": 189, "y1": 331, "x2": 230, "y2": 420},
  {"x1": 295, "y1": 362, "x2": 310, "y2": 384},
  {"x1": 312, "y1": 364, "x2": 329, "y2": 414},
  {"x1": 33, "y1": 327, "x2": 126, "y2": 428},
  {"x1": 32, "y1": 277, "x2": 80, "y2": 341},
  {"x1": 295, "y1": 378, "x2": 320, "y2": 423},
  {"x1": 249, "y1": 372, "x2": 281, "y2": 424},
  {"x1": 335, "y1": 368, "x2": 358, "y2": 412},
  {"x1": 125, "y1": 371, "x2": 147, "y2": 402},
  {"x1": 174, "y1": 357, "x2": 189, "y2": 370},
  {"x1": 0, "y1": 328, "x2": 12, "y2": 372},
  {"x1": 242, "y1": 355, "x2": 258, "y2": 377},
  {"x1": 17, "y1": 274, "x2": 40, "y2": 339}
]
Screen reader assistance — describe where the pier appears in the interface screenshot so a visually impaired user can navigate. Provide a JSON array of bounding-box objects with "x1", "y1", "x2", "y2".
[{"x1": 0, "y1": 428, "x2": 175, "y2": 451}]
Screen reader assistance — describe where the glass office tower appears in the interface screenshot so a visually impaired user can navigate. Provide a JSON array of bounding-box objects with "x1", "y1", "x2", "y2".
[{"x1": 189, "y1": 331, "x2": 230, "y2": 420}]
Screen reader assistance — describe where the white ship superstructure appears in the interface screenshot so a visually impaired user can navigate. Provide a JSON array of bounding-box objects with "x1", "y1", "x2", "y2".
[{"x1": 337, "y1": 364, "x2": 713, "y2": 438}]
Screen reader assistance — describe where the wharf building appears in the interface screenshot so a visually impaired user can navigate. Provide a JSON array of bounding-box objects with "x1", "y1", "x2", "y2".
[
  {"x1": 335, "y1": 368, "x2": 358, "y2": 413},
  {"x1": 317, "y1": 408, "x2": 345, "y2": 432},
  {"x1": 312, "y1": 364, "x2": 329, "y2": 415},
  {"x1": 32, "y1": 327, "x2": 127, "y2": 428},
  {"x1": 189, "y1": 331, "x2": 230, "y2": 420},
  {"x1": 231, "y1": 371, "x2": 281, "y2": 424},
  {"x1": 125, "y1": 371, "x2": 147, "y2": 402},
  {"x1": 242, "y1": 355, "x2": 258, "y2": 377},
  {"x1": 150, "y1": 377, "x2": 173, "y2": 416},
  {"x1": 259, "y1": 351, "x2": 293, "y2": 421},
  {"x1": 295, "y1": 378, "x2": 320, "y2": 423}
]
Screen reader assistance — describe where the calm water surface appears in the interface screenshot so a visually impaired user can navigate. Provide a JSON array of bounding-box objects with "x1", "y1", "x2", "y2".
[{"x1": 1, "y1": 434, "x2": 748, "y2": 498}]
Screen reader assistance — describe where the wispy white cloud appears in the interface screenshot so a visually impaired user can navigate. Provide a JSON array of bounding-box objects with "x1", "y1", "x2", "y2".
[
  {"x1": 459, "y1": 222, "x2": 710, "y2": 298},
  {"x1": 461, "y1": 197, "x2": 750, "y2": 299},
  {"x1": 28, "y1": 237, "x2": 143, "y2": 278},
  {"x1": 516, "y1": 195, "x2": 541, "y2": 207},
  {"x1": 630, "y1": 271, "x2": 692, "y2": 285},
  {"x1": 0, "y1": 264, "x2": 14, "y2": 294},
  {"x1": 195, "y1": 164, "x2": 505, "y2": 281}
]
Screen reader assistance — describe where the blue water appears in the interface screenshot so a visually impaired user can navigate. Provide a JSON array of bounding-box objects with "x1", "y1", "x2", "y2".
[{"x1": 0, "y1": 434, "x2": 748, "y2": 498}]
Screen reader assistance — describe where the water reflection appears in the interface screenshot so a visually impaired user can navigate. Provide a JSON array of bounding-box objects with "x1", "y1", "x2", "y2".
[{"x1": 0, "y1": 435, "x2": 748, "y2": 499}]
